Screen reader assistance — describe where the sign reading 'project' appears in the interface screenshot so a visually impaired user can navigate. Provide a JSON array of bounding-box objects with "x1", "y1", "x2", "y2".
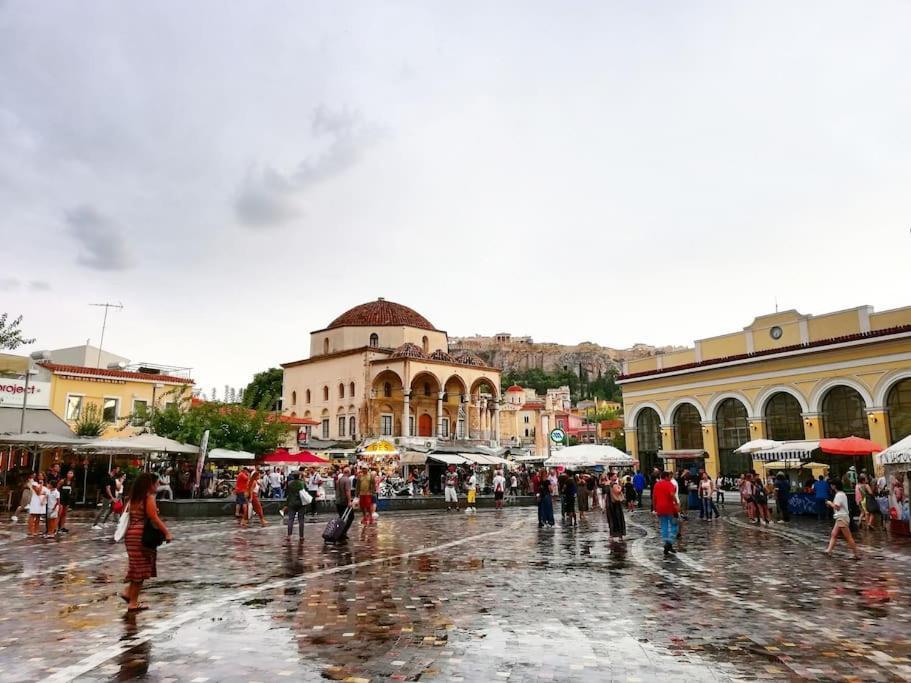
[{"x1": 0, "y1": 379, "x2": 51, "y2": 409}]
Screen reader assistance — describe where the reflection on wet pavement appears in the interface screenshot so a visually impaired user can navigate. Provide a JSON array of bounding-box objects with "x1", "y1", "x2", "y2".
[{"x1": 1, "y1": 507, "x2": 910, "y2": 681}]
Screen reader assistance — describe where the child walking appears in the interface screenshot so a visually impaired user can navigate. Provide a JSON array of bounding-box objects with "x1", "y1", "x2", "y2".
[{"x1": 44, "y1": 480, "x2": 61, "y2": 538}]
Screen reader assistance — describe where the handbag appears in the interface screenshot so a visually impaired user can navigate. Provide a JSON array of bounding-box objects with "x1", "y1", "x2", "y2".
[
  {"x1": 114, "y1": 506, "x2": 130, "y2": 542},
  {"x1": 142, "y1": 518, "x2": 167, "y2": 548},
  {"x1": 299, "y1": 488, "x2": 313, "y2": 506}
]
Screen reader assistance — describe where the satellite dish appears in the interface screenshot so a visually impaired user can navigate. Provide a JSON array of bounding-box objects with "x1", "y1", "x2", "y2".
[{"x1": 107, "y1": 361, "x2": 127, "y2": 370}]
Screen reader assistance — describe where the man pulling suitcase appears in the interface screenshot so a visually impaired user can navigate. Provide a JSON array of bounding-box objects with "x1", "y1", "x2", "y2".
[{"x1": 324, "y1": 466, "x2": 355, "y2": 542}]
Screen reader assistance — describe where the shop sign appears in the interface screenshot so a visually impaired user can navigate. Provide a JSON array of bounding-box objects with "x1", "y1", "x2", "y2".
[
  {"x1": 0, "y1": 378, "x2": 51, "y2": 408},
  {"x1": 550, "y1": 428, "x2": 566, "y2": 443}
]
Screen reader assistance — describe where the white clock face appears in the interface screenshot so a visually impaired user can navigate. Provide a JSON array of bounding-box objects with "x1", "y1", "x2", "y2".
[{"x1": 770, "y1": 326, "x2": 783, "y2": 340}]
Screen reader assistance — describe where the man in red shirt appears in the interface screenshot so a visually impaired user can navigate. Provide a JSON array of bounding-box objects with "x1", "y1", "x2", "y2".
[
  {"x1": 234, "y1": 467, "x2": 251, "y2": 523},
  {"x1": 653, "y1": 471, "x2": 679, "y2": 555}
]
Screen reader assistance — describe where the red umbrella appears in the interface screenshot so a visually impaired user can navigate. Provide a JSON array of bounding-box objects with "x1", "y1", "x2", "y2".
[
  {"x1": 260, "y1": 448, "x2": 328, "y2": 464},
  {"x1": 818, "y1": 436, "x2": 884, "y2": 456}
]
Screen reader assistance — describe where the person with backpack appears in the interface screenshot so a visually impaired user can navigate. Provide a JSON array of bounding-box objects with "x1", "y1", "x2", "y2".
[
  {"x1": 752, "y1": 475, "x2": 771, "y2": 526},
  {"x1": 285, "y1": 473, "x2": 306, "y2": 541}
]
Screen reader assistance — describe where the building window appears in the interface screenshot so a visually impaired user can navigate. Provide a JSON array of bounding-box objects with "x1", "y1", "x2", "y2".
[
  {"x1": 338, "y1": 383, "x2": 345, "y2": 399},
  {"x1": 673, "y1": 403, "x2": 703, "y2": 450},
  {"x1": 457, "y1": 419, "x2": 465, "y2": 439},
  {"x1": 323, "y1": 386, "x2": 329, "y2": 401},
  {"x1": 65, "y1": 395, "x2": 84, "y2": 421},
  {"x1": 523, "y1": 415, "x2": 530, "y2": 424},
  {"x1": 422, "y1": 336, "x2": 429, "y2": 354},
  {"x1": 324, "y1": 338, "x2": 330, "y2": 354},
  {"x1": 349, "y1": 382, "x2": 355, "y2": 397},
  {"x1": 408, "y1": 416, "x2": 415, "y2": 435},
  {"x1": 292, "y1": 391, "x2": 297, "y2": 406},
  {"x1": 369, "y1": 333, "x2": 379, "y2": 348},
  {"x1": 383, "y1": 382, "x2": 392, "y2": 398},
  {"x1": 441, "y1": 417, "x2": 450, "y2": 437},
  {"x1": 338, "y1": 416, "x2": 346, "y2": 437},
  {"x1": 524, "y1": 428, "x2": 529, "y2": 437},
  {"x1": 822, "y1": 386, "x2": 869, "y2": 439},
  {"x1": 887, "y1": 378, "x2": 911, "y2": 442},
  {"x1": 381, "y1": 414, "x2": 393, "y2": 436},
  {"x1": 423, "y1": 382, "x2": 431, "y2": 396},
  {"x1": 102, "y1": 397, "x2": 119, "y2": 422},
  {"x1": 132, "y1": 399, "x2": 149, "y2": 425},
  {"x1": 306, "y1": 389, "x2": 311, "y2": 404},
  {"x1": 557, "y1": 419, "x2": 565, "y2": 429},
  {"x1": 716, "y1": 398, "x2": 751, "y2": 476},
  {"x1": 349, "y1": 416, "x2": 356, "y2": 438},
  {"x1": 321, "y1": 418, "x2": 330, "y2": 439},
  {"x1": 764, "y1": 392, "x2": 804, "y2": 441}
]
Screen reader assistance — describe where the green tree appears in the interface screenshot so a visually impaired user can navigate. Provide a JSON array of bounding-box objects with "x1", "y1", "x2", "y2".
[
  {"x1": 151, "y1": 400, "x2": 288, "y2": 455},
  {"x1": 243, "y1": 367, "x2": 283, "y2": 410},
  {"x1": 74, "y1": 403, "x2": 107, "y2": 437},
  {"x1": 0, "y1": 313, "x2": 35, "y2": 351}
]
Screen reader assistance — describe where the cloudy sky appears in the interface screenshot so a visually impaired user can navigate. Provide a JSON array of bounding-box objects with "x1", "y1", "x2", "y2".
[{"x1": 2, "y1": 1, "x2": 910, "y2": 393}]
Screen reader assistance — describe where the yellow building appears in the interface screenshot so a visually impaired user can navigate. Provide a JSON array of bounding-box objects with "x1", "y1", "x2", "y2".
[
  {"x1": 282, "y1": 299, "x2": 502, "y2": 445},
  {"x1": 619, "y1": 305, "x2": 911, "y2": 477},
  {"x1": 38, "y1": 361, "x2": 194, "y2": 437}
]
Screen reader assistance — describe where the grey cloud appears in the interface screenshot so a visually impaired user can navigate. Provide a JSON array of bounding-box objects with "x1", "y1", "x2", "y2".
[
  {"x1": 65, "y1": 205, "x2": 135, "y2": 271},
  {"x1": 0, "y1": 278, "x2": 20, "y2": 291},
  {"x1": 234, "y1": 106, "x2": 384, "y2": 229},
  {"x1": 28, "y1": 281, "x2": 51, "y2": 291}
]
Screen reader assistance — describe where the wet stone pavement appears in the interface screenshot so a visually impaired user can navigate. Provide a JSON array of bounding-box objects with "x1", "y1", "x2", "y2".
[{"x1": 1, "y1": 504, "x2": 911, "y2": 682}]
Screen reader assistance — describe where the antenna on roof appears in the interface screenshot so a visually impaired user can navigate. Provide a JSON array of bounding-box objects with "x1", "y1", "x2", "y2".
[
  {"x1": 774, "y1": 296, "x2": 778, "y2": 313},
  {"x1": 89, "y1": 302, "x2": 124, "y2": 367}
]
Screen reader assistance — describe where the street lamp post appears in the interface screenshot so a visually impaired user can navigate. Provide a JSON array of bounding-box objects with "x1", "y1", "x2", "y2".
[{"x1": 19, "y1": 350, "x2": 49, "y2": 433}]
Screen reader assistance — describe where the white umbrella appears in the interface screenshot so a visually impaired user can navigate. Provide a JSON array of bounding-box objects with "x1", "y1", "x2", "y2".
[
  {"x1": 879, "y1": 434, "x2": 911, "y2": 466},
  {"x1": 207, "y1": 448, "x2": 255, "y2": 461},
  {"x1": 545, "y1": 444, "x2": 634, "y2": 468},
  {"x1": 83, "y1": 434, "x2": 198, "y2": 454},
  {"x1": 734, "y1": 439, "x2": 781, "y2": 454}
]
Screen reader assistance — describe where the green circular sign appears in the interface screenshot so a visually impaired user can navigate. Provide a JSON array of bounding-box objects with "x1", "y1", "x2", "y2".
[{"x1": 550, "y1": 428, "x2": 566, "y2": 443}]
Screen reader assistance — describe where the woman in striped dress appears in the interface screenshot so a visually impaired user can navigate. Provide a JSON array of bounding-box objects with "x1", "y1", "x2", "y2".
[{"x1": 121, "y1": 473, "x2": 172, "y2": 612}]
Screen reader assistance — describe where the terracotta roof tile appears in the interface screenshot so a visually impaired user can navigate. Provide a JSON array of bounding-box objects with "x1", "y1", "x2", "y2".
[
  {"x1": 40, "y1": 362, "x2": 193, "y2": 384},
  {"x1": 324, "y1": 299, "x2": 437, "y2": 331}
]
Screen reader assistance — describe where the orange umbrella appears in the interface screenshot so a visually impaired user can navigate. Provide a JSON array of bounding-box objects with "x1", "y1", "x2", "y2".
[{"x1": 818, "y1": 436, "x2": 884, "y2": 455}]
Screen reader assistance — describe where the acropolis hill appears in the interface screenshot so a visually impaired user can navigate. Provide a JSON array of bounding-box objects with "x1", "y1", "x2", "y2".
[{"x1": 449, "y1": 333, "x2": 682, "y2": 378}]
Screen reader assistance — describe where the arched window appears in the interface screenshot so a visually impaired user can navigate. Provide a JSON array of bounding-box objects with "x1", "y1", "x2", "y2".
[
  {"x1": 383, "y1": 382, "x2": 392, "y2": 398},
  {"x1": 322, "y1": 386, "x2": 329, "y2": 402},
  {"x1": 349, "y1": 382, "x2": 356, "y2": 397},
  {"x1": 338, "y1": 383, "x2": 345, "y2": 399},
  {"x1": 636, "y1": 408, "x2": 661, "y2": 475},
  {"x1": 422, "y1": 336, "x2": 429, "y2": 354},
  {"x1": 305, "y1": 389, "x2": 311, "y2": 404},
  {"x1": 716, "y1": 398, "x2": 750, "y2": 476},
  {"x1": 765, "y1": 392, "x2": 804, "y2": 441},
  {"x1": 423, "y1": 382, "x2": 431, "y2": 396},
  {"x1": 886, "y1": 378, "x2": 911, "y2": 442},
  {"x1": 673, "y1": 403, "x2": 703, "y2": 450},
  {"x1": 349, "y1": 416, "x2": 356, "y2": 438},
  {"x1": 291, "y1": 391, "x2": 297, "y2": 406},
  {"x1": 822, "y1": 386, "x2": 869, "y2": 438},
  {"x1": 323, "y1": 338, "x2": 330, "y2": 354},
  {"x1": 369, "y1": 333, "x2": 379, "y2": 348}
]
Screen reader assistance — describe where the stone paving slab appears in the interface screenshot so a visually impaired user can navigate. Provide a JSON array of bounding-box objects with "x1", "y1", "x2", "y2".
[{"x1": 0, "y1": 506, "x2": 910, "y2": 681}]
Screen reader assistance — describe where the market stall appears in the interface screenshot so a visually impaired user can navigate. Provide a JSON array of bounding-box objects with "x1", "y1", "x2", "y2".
[
  {"x1": 750, "y1": 441, "x2": 822, "y2": 515},
  {"x1": 545, "y1": 444, "x2": 635, "y2": 469},
  {"x1": 878, "y1": 434, "x2": 911, "y2": 536}
]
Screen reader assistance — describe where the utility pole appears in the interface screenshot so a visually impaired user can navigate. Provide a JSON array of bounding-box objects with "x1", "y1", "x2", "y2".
[{"x1": 89, "y1": 302, "x2": 124, "y2": 367}]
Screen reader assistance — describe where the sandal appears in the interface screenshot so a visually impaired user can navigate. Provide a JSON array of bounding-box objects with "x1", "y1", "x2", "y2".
[{"x1": 126, "y1": 604, "x2": 149, "y2": 612}]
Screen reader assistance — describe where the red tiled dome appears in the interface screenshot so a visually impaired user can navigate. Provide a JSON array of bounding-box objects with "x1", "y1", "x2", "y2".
[
  {"x1": 506, "y1": 384, "x2": 524, "y2": 393},
  {"x1": 429, "y1": 349, "x2": 454, "y2": 362},
  {"x1": 391, "y1": 343, "x2": 428, "y2": 359},
  {"x1": 452, "y1": 350, "x2": 485, "y2": 367},
  {"x1": 327, "y1": 298, "x2": 437, "y2": 331}
]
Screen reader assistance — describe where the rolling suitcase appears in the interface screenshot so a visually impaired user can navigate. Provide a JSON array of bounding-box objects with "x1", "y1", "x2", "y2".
[{"x1": 322, "y1": 506, "x2": 354, "y2": 542}]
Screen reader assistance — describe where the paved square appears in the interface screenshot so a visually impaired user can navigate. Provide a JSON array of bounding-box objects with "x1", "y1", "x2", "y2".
[{"x1": 1, "y1": 507, "x2": 910, "y2": 682}]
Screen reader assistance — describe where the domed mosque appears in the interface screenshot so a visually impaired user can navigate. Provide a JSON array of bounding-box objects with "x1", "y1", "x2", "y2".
[{"x1": 281, "y1": 298, "x2": 502, "y2": 444}]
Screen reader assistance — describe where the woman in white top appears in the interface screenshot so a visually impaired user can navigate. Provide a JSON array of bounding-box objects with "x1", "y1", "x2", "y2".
[
  {"x1": 825, "y1": 479, "x2": 859, "y2": 559},
  {"x1": 27, "y1": 472, "x2": 49, "y2": 537}
]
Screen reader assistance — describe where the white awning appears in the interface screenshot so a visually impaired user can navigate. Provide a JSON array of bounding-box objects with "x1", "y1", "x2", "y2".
[
  {"x1": 735, "y1": 439, "x2": 781, "y2": 454},
  {"x1": 879, "y1": 434, "x2": 911, "y2": 466},
  {"x1": 428, "y1": 453, "x2": 468, "y2": 465},
  {"x1": 83, "y1": 434, "x2": 199, "y2": 454},
  {"x1": 752, "y1": 441, "x2": 820, "y2": 462},
  {"x1": 400, "y1": 452, "x2": 429, "y2": 465},
  {"x1": 208, "y1": 448, "x2": 255, "y2": 461}
]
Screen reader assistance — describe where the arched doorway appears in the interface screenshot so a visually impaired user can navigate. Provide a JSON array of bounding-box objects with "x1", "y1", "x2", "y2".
[
  {"x1": 673, "y1": 403, "x2": 703, "y2": 450},
  {"x1": 636, "y1": 408, "x2": 661, "y2": 475},
  {"x1": 887, "y1": 378, "x2": 911, "y2": 443},
  {"x1": 822, "y1": 386, "x2": 869, "y2": 438},
  {"x1": 418, "y1": 414, "x2": 433, "y2": 437},
  {"x1": 716, "y1": 398, "x2": 751, "y2": 476},
  {"x1": 764, "y1": 392, "x2": 805, "y2": 441}
]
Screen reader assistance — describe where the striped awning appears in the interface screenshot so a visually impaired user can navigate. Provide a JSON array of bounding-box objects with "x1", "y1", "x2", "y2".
[{"x1": 752, "y1": 441, "x2": 820, "y2": 462}]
